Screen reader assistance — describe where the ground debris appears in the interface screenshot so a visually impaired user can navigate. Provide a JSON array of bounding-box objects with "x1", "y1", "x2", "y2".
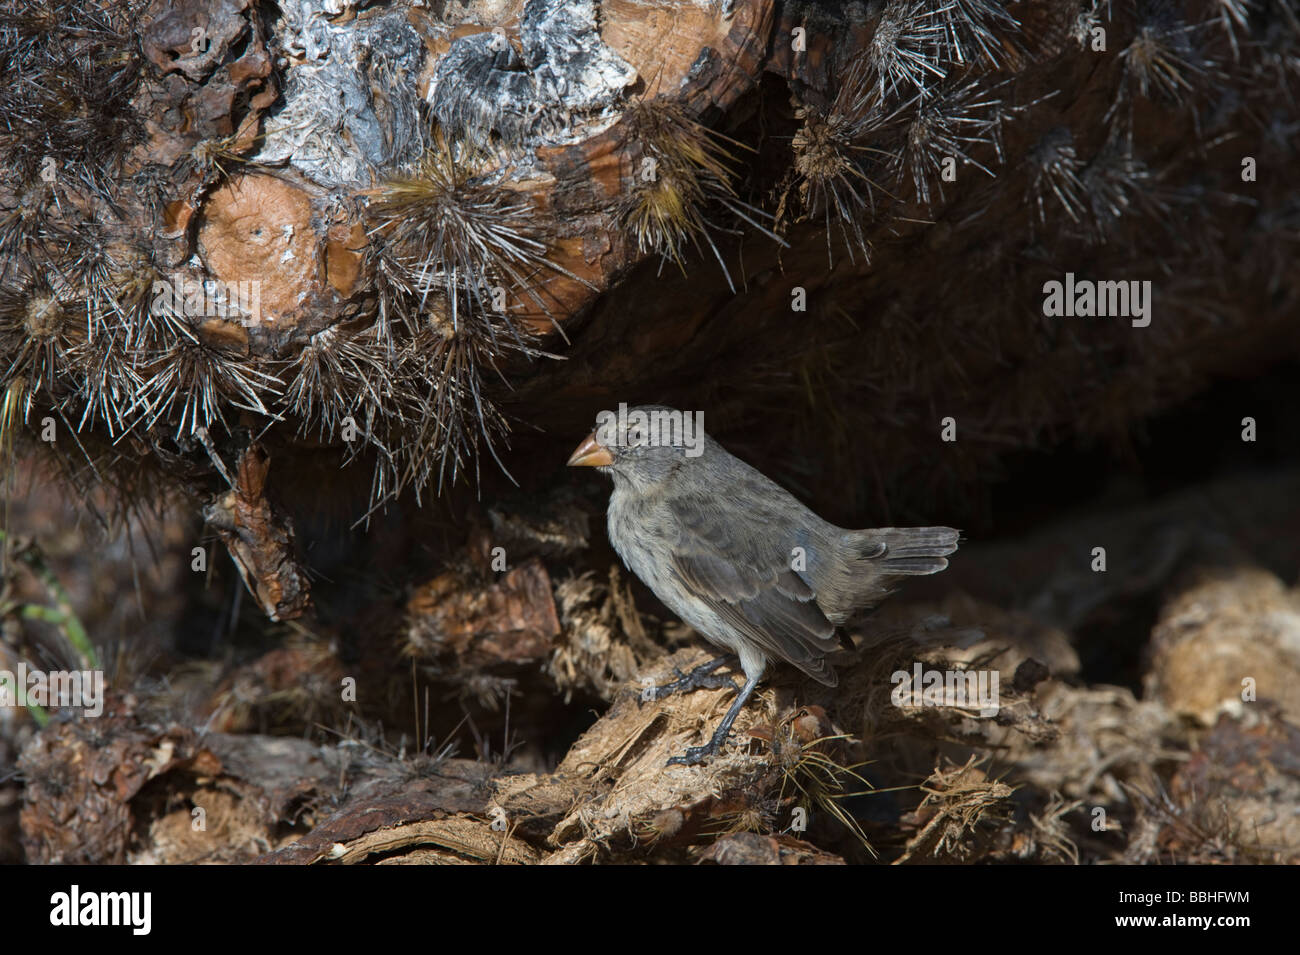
[
  {"x1": 697, "y1": 831, "x2": 845, "y2": 865},
  {"x1": 895, "y1": 757, "x2": 1016, "y2": 863}
]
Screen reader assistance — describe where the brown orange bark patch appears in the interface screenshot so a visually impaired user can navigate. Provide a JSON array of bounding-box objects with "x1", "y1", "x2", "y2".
[
  {"x1": 198, "y1": 174, "x2": 318, "y2": 327},
  {"x1": 602, "y1": 0, "x2": 727, "y2": 97},
  {"x1": 325, "y1": 222, "x2": 369, "y2": 297}
]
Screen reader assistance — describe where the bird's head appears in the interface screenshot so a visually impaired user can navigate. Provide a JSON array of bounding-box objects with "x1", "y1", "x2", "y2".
[{"x1": 567, "y1": 404, "x2": 706, "y2": 492}]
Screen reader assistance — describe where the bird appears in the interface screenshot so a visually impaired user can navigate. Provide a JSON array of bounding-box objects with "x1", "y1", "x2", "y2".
[{"x1": 567, "y1": 404, "x2": 959, "y2": 766}]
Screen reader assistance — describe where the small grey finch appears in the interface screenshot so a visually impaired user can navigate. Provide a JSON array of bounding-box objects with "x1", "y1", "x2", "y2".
[{"x1": 568, "y1": 405, "x2": 959, "y2": 766}]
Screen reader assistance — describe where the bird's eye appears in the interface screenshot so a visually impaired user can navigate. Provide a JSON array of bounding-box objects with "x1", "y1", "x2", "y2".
[{"x1": 628, "y1": 426, "x2": 645, "y2": 446}]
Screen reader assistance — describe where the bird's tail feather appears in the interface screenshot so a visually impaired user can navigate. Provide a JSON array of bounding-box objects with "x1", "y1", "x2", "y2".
[
  {"x1": 862, "y1": 526, "x2": 960, "y2": 575},
  {"x1": 816, "y1": 526, "x2": 960, "y2": 623}
]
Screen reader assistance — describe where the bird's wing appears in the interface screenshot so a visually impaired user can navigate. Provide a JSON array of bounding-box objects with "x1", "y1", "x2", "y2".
[{"x1": 664, "y1": 491, "x2": 841, "y2": 686}]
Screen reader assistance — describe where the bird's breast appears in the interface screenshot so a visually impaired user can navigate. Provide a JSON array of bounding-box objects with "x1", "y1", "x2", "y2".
[
  {"x1": 607, "y1": 491, "x2": 658, "y2": 575},
  {"x1": 605, "y1": 491, "x2": 690, "y2": 611}
]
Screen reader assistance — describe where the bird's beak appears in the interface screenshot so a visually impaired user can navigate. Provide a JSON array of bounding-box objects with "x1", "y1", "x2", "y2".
[{"x1": 567, "y1": 432, "x2": 613, "y2": 467}]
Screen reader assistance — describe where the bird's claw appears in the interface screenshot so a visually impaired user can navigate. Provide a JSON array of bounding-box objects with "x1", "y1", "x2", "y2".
[
  {"x1": 666, "y1": 730, "x2": 742, "y2": 766},
  {"x1": 640, "y1": 657, "x2": 738, "y2": 705},
  {"x1": 666, "y1": 743, "x2": 718, "y2": 767},
  {"x1": 649, "y1": 672, "x2": 737, "y2": 701}
]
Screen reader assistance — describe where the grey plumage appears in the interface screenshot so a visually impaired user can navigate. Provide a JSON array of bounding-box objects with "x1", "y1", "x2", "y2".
[{"x1": 569, "y1": 405, "x2": 959, "y2": 765}]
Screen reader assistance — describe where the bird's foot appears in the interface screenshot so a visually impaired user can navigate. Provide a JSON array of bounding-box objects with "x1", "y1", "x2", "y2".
[
  {"x1": 641, "y1": 657, "x2": 738, "y2": 704},
  {"x1": 666, "y1": 729, "x2": 744, "y2": 766},
  {"x1": 666, "y1": 739, "x2": 724, "y2": 766},
  {"x1": 664, "y1": 674, "x2": 760, "y2": 766}
]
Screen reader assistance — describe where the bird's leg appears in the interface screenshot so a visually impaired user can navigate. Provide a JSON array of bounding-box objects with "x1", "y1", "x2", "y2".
[
  {"x1": 643, "y1": 654, "x2": 738, "y2": 703},
  {"x1": 667, "y1": 674, "x2": 760, "y2": 766}
]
